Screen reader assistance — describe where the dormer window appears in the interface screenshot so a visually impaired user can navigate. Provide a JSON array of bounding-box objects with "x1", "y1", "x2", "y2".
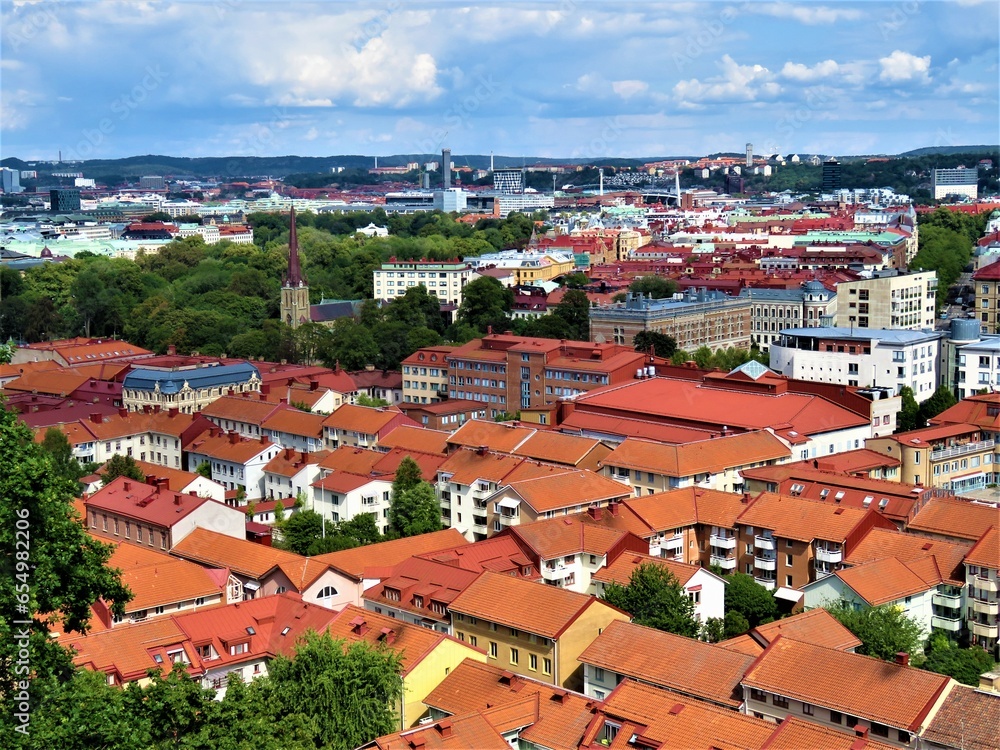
[{"x1": 384, "y1": 588, "x2": 400, "y2": 602}]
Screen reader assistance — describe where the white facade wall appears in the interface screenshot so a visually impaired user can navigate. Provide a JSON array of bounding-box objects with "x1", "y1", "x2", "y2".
[
  {"x1": 312, "y1": 478, "x2": 393, "y2": 535},
  {"x1": 186, "y1": 446, "x2": 280, "y2": 500},
  {"x1": 169, "y1": 501, "x2": 246, "y2": 545}
]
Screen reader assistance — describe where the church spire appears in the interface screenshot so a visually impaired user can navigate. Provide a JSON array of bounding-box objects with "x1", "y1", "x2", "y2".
[{"x1": 285, "y1": 205, "x2": 305, "y2": 287}]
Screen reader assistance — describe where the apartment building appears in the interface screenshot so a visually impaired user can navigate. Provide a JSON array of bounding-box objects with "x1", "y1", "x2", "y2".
[
  {"x1": 598, "y1": 432, "x2": 790, "y2": 496},
  {"x1": 942, "y1": 331, "x2": 1000, "y2": 398},
  {"x1": 122, "y1": 362, "x2": 261, "y2": 413},
  {"x1": 401, "y1": 346, "x2": 455, "y2": 404},
  {"x1": 966, "y1": 527, "x2": 999, "y2": 655},
  {"x1": 834, "y1": 271, "x2": 937, "y2": 330},
  {"x1": 321, "y1": 404, "x2": 419, "y2": 449},
  {"x1": 468, "y1": 250, "x2": 574, "y2": 284},
  {"x1": 374, "y1": 258, "x2": 479, "y2": 306},
  {"x1": 261, "y1": 448, "x2": 329, "y2": 500},
  {"x1": 972, "y1": 259, "x2": 1000, "y2": 332},
  {"x1": 741, "y1": 281, "x2": 836, "y2": 352},
  {"x1": 769, "y1": 327, "x2": 941, "y2": 402},
  {"x1": 733, "y1": 492, "x2": 896, "y2": 593},
  {"x1": 185, "y1": 428, "x2": 281, "y2": 499},
  {"x1": 590, "y1": 290, "x2": 751, "y2": 353},
  {"x1": 84, "y1": 477, "x2": 245, "y2": 551},
  {"x1": 443, "y1": 334, "x2": 656, "y2": 414},
  {"x1": 448, "y1": 571, "x2": 629, "y2": 691},
  {"x1": 867, "y1": 423, "x2": 997, "y2": 492},
  {"x1": 445, "y1": 420, "x2": 612, "y2": 471}
]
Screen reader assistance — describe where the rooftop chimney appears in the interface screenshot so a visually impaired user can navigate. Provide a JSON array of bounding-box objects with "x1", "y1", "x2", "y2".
[
  {"x1": 229, "y1": 432, "x2": 240, "y2": 444},
  {"x1": 90, "y1": 412, "x2": 102, "y2": 424},
  {"x1": 122, "y1": 481, "x2": 131, "y2": 491},
  {"x1": 167, "y1": 344, "x2": 176, "y2": 356},
  {"x1": 588, "y1": 504, "x2": 603, "y2": 521},
  {"x1": 895, "y1": 652, "x2": 910, "y2": 667},
  {"x1": 436, "y1": 719, "x2": 453, "y2": 739},
  {"x1": 977, "y1": 671, "x2": 1000, "y2": 694}
]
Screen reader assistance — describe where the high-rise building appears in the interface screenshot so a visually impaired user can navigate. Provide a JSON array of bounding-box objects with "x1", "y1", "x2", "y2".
[
  {"x1": 50, "y1": 188, "x2": 81, "y2": 212},
  {"x1": 821, "y1": 158, "x2": 841, "y2": 192},
  {"x1": 280, "y1": 206, "x2": 310, "y2": 328},
  {"x1": 932, "y1": 168, "x2": 978, "y2": 200},
  {"x1": 442, "y1": 148, "x2": 452, "y2": 190},
  {"x1": 0, "y1": 167, "x2": 22, "y2": 193},
  {"x1": 493, "y1": 168, "x2": 524, "y2": 195},
  {"x1": 745, "y1": 143, "x2": 753, "y2": 168},
  {"x1": 139, "y1": 175, "x2": 166, "y2": 190}
]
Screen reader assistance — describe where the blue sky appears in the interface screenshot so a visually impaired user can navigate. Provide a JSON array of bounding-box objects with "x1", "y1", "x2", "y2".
[{"x1": 1, "y1": 0, "x2": 997, "y2": 161}]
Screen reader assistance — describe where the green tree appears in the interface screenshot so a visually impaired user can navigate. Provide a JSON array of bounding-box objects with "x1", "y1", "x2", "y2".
[
  {"x1": 101, "y1": 454, "x2": 146, "y2": 485},
  {"x1": 119, "y1": 663, "x2": 217, "y2": 747},
  {"x1": 628, "y1": 276, "x2": 678, "y2": 299},
  {"x1": 195, "y1": 460, "x2": 212, "y2": 478},
  {"x1": 552, "y1": 288, "x2": 591, "y2": 341},
  {"x1": 897, "y1": 385, "x2": 922, "y2": 432},
  {"x1": 0, "y1": 339, "x2": 14, "y2": 364},
  {"x1": 39, "y1": 427, "x2": 85, "y2": 485},
  {"x1": 923, "y1": 632, "x2": 997, "y2": 685},
  {"x1": 824, "y1": 599, "x2": 925, "y2": 661},
  {"x1": 388, "y1": 482, "x2": 441, "y2": 537},
  {"x1": 457, "y1": 276, "x2": 514, "y2": 334},
  {"x1": 918, "y1": 385, "x2": 958, "y2": 425},
  {"x1": 390, "y1": 455, "x2": 423, "y2": 499},
  {"x1": 601, "y1": 563, "x2": 699, "y2": 637},
  {"x1": 723, "y1": 610, "x2": 751, "y2": 638},
  {"x1": 356, "y1": 393, "x2": 390, "y2": 408},
  {"x1": 724, "y1": 573, "x2": 778, "y2": 628},
  {"x1": 700, "y1": 618, "x2": 726, "y2": 643},
  {"x1": 252, "y1": 630, "x2": 404, "y2": 750},
  {"x1": 633, "y1": 330, "x2": 677, "y2": 358},
  {"x1": 0, "y1": 404, "x2": 132, "y2": 717}
]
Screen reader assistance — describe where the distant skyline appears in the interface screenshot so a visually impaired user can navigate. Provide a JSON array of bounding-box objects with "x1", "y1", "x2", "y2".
[{"x1": 1, "y1": 1, "x2": 997, "y2": 163}]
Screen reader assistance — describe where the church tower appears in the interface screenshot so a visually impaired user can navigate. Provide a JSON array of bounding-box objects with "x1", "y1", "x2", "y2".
[{"x1": 280, "y1": 206, "x2": 310, "y2": 328}]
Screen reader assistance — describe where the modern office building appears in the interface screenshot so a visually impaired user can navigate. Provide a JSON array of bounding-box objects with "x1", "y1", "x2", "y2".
[
  {"x1": 821, "y1": 158, "x2": 841, "y2": 193},
  {"x1": 493, "y1": 168, "x2": 524, "y2": 195},
  {"x1": 50, "y1": 188, "x2": 82, "y2": 212},
  {"x1": 834, "y1": 271, "x2": 938, "y2": 331},
  {"x1": 932, "y1": 168, "x2": 978, "y2": 200},
  {"x1": 139, "y1": 176, "x2": 166, "y2": 190},
  {"x1": 0, "y1": 167, "x2": 22, "y2": 193}
]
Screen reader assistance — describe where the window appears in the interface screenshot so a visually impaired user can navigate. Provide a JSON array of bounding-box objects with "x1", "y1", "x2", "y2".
[
  {"x1": 594, "y1": 667, "x2": 605, "y2": 682},
  {"x1": 317, "y1": 586, "x2": 338, "y2": 600},
  {"x1": 489, "y1": 642, "x2": 497, "y2": 658},
  {"x1": 785, "y1": 554, "x2": 793, "y2": 566},
  {"x1": 750, "y1": 688, "x2": 767, "y2": 702},
  {"x1": 830, "y1": 710, "x2": 842, "y2": 724},
  {"x1": 543, "y1": 658, "x2": 552, "y2": 675},
  {"x1": 529, "y1": 654, "x2": 538, "y2": 671},
  {"x1": 469, "y1": 635, "x2": 477, "y2": 647},
  {"x1": 229, "y1": 642, "x2": 248, "y2": 656},
  {"x1": 510, "y1": 648, "x2": 519, "y2": 666},
  {"x1": 802, "y1": 703, "x2": 813, "y2": 716},
  {"x1": 772, "y1": 694, "x2": 789, "y2": 709}
]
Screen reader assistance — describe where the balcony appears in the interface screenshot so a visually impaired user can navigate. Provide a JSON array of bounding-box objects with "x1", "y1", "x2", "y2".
[
  {"x1": 710, "y1": 555, "x2": 737, "y2": 571},
  {"x1": 661, "y1": 534, "x2": 684, "y2": 551},
  {"x1": 473, "y1": 499, "x2": 488, "y2": 510},
  {"x1": 755, "y1": 577, "x2": 777, "y2": 591},
  {"x1": 710, "y1": 534, "x2": 737, "y2": 550},
  {"x1": 755, "y1": 535, "x2": 775, "y2": 551},
  {"x1": 970, "y1": 621, "x2": 999, "y2": 639},
  {"x1": 973, "y1": 576, "x2": 999, "y2": 593},
  {"x1": 811, "y1": 545, "x2": 841, "y2": 564},
  {"x1": 754, "y1": 556, "x2": 777, "y2": 571},
  {"x1": 931, "y1": 614, "x2": 963, "y2": 632},
  {"x1": 930, "y1": 438, "x2": 995, "y2": 461},
  {"x1": 932, "y1": 590, "x2": 963, "y2": 609},
  {"x1": 610, "y1": 473, "x2": 631, "y2": 485},
  {"x1": 973, "y1": 599, "x2": 1000, "y2": 616},
  {"x1": 497, "y1": 512, "x2": 518, "y2": 527},
  {"x1": 472, "y1": 516, "x2": 487, "y2": 530}
]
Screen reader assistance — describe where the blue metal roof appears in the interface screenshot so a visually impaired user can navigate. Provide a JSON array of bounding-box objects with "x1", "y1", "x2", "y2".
[{"x1": 123, "y1": 362, "x2": 260, "y2": 394}]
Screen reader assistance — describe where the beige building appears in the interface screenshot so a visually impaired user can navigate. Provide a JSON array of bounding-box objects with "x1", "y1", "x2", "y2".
[
  {"x1": 448, "y1": 571, "x2": 629, "y2": 691},
  {"x1": 122, "y1": 363, "x2": 261, "y2": 414},
  {"x1": 373, "y1": 258, "x2": 479, "y2": 307},
  {"x1": 401, "y1": 346, "x2": 455, "y2": 404},
  {"x1": 834, "y1": 271, "x2": 938, "y2": 330},
  {"x1": 972, "y1": 259, "x2": 1000, "y2": 332}
]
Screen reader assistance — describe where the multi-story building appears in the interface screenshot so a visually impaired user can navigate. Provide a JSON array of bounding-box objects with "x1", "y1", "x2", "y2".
[
  {"x1": 733, "y1": 492, "x2": 895, "y2": 592},
  {"x1": 122, "y1": 363, "x2": 262, "y2": 413},
  {"x1": 769, "y1": 327, "x2": 942, "y2": 401},
  {"x1": 834, "y1": 271, "x2": 938, "y2": 330},
  {"x1": 373, "y1": 258, "x2": 479, "y2": 307},
  {"x1": 320, "y1": 404, "x2": 418, "y2": 449},
  {"x1": 448, "y1": 571, "x2": 630, "y2": 691},
  {"x1": 741, "y1": 281, "x2": 836, "y2": 352},
  {"x1": 401, "y1": 346, "x2": 455, "y2": 404},
  {"x1": 965, "y1": 527, "x2": 999, "y2": 655},
  {"x1": 867, "y1": 423, "x2": 997, "y2": 492},
  {"x1": 50, "y1": 188, "x2": 82, "y2": 212},
  {"x1": 0, "y1": 167, "x2": 22, "y2": 193},
  {"x1": 971, "y1": 259, "x2": 1000, "y2": 333},
  {"x1": 468, "y1": 250, "x2": 574, "y2": 284},
  {"x1": 185, "y1": 428, "x2": 281, "y2": 498},
  {"x1": 590, "y1": 290, "x2": 751, "y2": 352},
  {"x1": 932, "y1": 167, "x2": 978, "y2": 200},
  {"x1": 444, "y1": 334, "x2": 657, "y2": 414}
]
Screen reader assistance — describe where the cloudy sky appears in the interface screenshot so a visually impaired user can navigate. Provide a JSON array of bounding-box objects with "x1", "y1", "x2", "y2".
[{"x1": 1, "y1": 0, "x2": 997, "y2": 161}]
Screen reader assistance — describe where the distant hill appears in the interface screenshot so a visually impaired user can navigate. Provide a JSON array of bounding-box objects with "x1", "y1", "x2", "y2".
[{"x1": 900, "y1": 145, "x2": 998, "y2": 157}]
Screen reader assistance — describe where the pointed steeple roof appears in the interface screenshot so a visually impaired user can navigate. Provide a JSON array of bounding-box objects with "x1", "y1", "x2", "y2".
[{"x1": 284, "y1": 205, "x2": 305, "y2": 287}]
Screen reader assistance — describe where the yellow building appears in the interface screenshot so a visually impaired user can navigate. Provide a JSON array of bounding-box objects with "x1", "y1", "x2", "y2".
[
  {"x1": 327, "y1": 604, "x2": 487, "y2": 728},
  {"x1": 867, "y1": 422, "x2": 996, "y2": 493},
  {"x1": 448, "y1": 570, "x2": 629, "y2": 692}
]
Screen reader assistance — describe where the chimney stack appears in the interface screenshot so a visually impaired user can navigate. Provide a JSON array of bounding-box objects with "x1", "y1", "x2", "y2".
[
  {"x1": 895, "y1": 652, "x2": 910, "y2": 667},
  {"x1": 588, "y1": 504, "x2": 603, "y2": 521}
]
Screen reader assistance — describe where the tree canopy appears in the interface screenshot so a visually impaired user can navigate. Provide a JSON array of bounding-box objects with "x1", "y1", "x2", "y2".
[
  {"x1": 101, "y1": 454, "x2": 146, "y2": 485},
  {"x1": 388, "y1": 460, "x2": 441, "y2": 538},
  {"x1": 600, "y1": 563, "x2": 699, "y2": 638},
  {"x1": 723, "y1": 573, "x2": 778, "y2": 629},
  {"x1": 824, "y1": 599, "x2": 925, "y2": 661}
]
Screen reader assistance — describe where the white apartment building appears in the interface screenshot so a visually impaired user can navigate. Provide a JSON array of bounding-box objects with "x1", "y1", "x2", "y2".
[
  {"x1": 311, "y1": 472, "x2": 393, "y2": 535},
  {"x1": 185, "y1": 431, "x2": 281, "y2": 499},
  {"x1": 834, "y1": 271, "x2": 937, "y2": 331},
  {"x1": 770, "y1": 327, "x2": 942, "y2": 402},
  {"x1": 373, "y1": 259, "x2": 478, "y2": 307}
]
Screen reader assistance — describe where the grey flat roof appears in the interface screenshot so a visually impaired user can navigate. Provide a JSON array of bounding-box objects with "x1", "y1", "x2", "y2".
[{"x1": 777, "y1": 327, "x2": 942, "y2": 344}]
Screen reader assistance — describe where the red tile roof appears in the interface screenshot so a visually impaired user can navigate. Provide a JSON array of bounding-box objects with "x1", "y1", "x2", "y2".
[
  {"x1": 380, "y1": 425, "x2": 449, "y2": 455},
  {"x1": 741, "y1": 637, "x2": 953, "y2": 732},
  {"x1": 262, "y1": 448, "x2": 330, "y2": 478},
  {"x1": 511, "y1": 516, "x2": 638, "y2": 560},
  {"x1": 846, "y1": 527, "x2": 971, "y2": 583},
  {"x1": 322, "y1": 404, "x2": 416, "y2": 435},
  {"x1": 312, "y1": 528, "x2": 469, "y2": 580},
  {"x1": 418, "y1": 536, "x2": 536, "y2": 576},
  {"x1": 601, "y1": 432, "x2": 789, "y2": 476},
  {"x1": 921, "y1": 683, "x2": 1000, "y2": 750},
  {"x1": 108, "y1": 543, "x2": 225, "y2": 613},
  {"x1": 371, "y1": 712, "x2": 509, "y2": 750},
  {"x1": 737, "y1": 492, "x2": 881, "y2": 542},
  {"x1": 186, "y1": 429, "x2": 277, "y2": 463},
  {"x1": 65, "y1": 617, "x2": 190, "y2": 681},
  {"x1": 85, "y1": 476, "x2": 220, "y2": 528},
  {"x1": 260, "y1": 408, "x2": 325, "y2": 438},
  {"x1": 578, "y1": 620, "x2": 753, "y2": 708},
  {"x1": 745, "y1": 609, "x2": 861, "y2": 652},
  {"x1": 503, "y1": 470, "x2": 632, "y2": 513},
  {"x1": 835, "y1": 556, "x2": 937, "y2": 605},
  {"x1": 908, "y1": 497, "x2": 1000, "y2": 542},
  {"x1": 620, "y1": 487, "x2": 746, "y2": 533},
  {"x1": 591, "y1": 553, "x2": 703, "y2": 588},
  {"x1": 965, "y1": 525, "x2": 999, "y2": 569},
  {"x1": 363, "y1": 557, "x2": 481, "y2": 623}
]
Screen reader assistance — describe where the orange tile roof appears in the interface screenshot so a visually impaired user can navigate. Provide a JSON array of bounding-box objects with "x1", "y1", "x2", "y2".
[
  {"x1": 965, "y1": 525, "x2": 999, "y2": 569},
  {"x1": 328, "y1": 605, "x2": 477, "y2": 676},
  {"x1": 85, "y1": 476, "x2": 219, "y2": 527},
  {"x1": 2, "y1": 369, "x2": 96, "y2": 396},
  {"x1": 371, "y1": 713, "x2": 509, "y2": 750},
  {"x1": 380, "y1": 424, "x2": 449, "y2": 455},
  {"x1": 446, "y1": 419, "x2": 535, "y2": 453},
  {"x1": 260, "y1": 408, "x2": 325, "y2": 438},
  {"x1": 717, "y1": 634, "x2": 764, "y2": 657},
  {"x1": 620, "y1": 487, "x2": 746, "y2": 533},
  {"x1": 736, "y1": 492, "x2": 875, "y2": 542},
  {"x1": 437, "y1": 448, "x2": 530, "y2": 486},
  {"x1": 747, "y1": 609, "x2": 861, "y2": 652},
  {"x1": 311, "y1": 471, "x2": 377, "y2": 494},
  {"x1": 33, "y1": 420, "x2": 99, "y2": 447},
  {"x1": 200, "y1": 394, "x2": 284, "y2": 424},
  {"x1": 559, "y1": 411, "x2": 716, "y2": 444},
  {"x1": 921, "y1": 683, "x2": 1000, "y2": 750},
  {"x1": 318, "y1": 445, "x2": 387, "y2": 474},
  {"x1": 504, "y1": 470, "x2": 631, "y2": 513},
  {"x1": 418, "y1": 536, "x2": 536, "y2": 576},
  {"x1": 262, "y1": 448, "x2": 330, "y2": 478},
  {"x1": 108, "y1": 543, "x2": 225, "y2": 613},
  {"x1": 510, "y1": 431, "x2": 607, "y2": 467},
  {"x1": 449, "y1": 571, "x2": 620, "y2": 639},
  {"x1": 321, "y1": 403, "x2": 404, "y2": 433},
  {"x1": 742, "y1": 637, "x2": 953, "y2": 732},
  {"x1": 879, "y1": 421, "x2": 984, "y2": 449},
  {"x1": 932, "y1": 392, "x2": 1000, "y2": 432},
  {"x1": 512, "y1": 517, "x2": 635, "y2": 560},
  {"x1": 834, "y1": 557, "x2": 936, "y2": 605},
  {"x1": 762, "y1": 716, "x2": 898, "y2": 750},
  {"x1": 591, "y1": 553, "x2": 703, "y2": 588},
  {"x1": 0, "y1": 359, "x2": 62, "y2": 380},
  {"x1": 312, "y1": 528, "x2": 469, "y2": 580},
  {"x1": 65, "y1": 617, "x2": 189, "y2": 681},
  {"x1": 578, "y1": 620, "x2": 753, "y2": 708},
  {"x1": 846, "y1": 527, "x2": 971, "y2": 583},
  {"x1": 372, "y1": 446, "x2": 448, "y2": 482},
  {"x1": 601, "y1": 432, "x2": 789, "y2": 477},
  {"x1": 170, "y1": 528, "x2": 325, "y2": 587},
  {"x1": 421, "y1": 659, "x2": 595, "y2": 750},
  {"x1": 908, "y1": 497, "x2": 1000, "y2": 542},
  {"x1": 363, "y1": 557, "x2": 481, "y2": 623},
  {"x1": 582, "y1": 680, "x2": 774, "y2": 750},
  {"x1": 187, "y1": 429, "x2": 276, "y2": 463}
]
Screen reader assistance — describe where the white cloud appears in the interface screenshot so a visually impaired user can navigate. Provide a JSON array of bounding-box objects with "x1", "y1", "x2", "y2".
[
  {"x1": 611, "y1": 80, "x2": 649, "y2": 99},
  {"x1": 780, "y1": 59, "x2": 841, "y2": 82},
  {"x1": 750, "y1": 3, "x2": 863, "y2": 24},
  {"x1": 673, "y1": 55, "x2": 780, "y2": 104},
  {"x1": 879, "y1": 50, "x2": 932, "y2": 83}
]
